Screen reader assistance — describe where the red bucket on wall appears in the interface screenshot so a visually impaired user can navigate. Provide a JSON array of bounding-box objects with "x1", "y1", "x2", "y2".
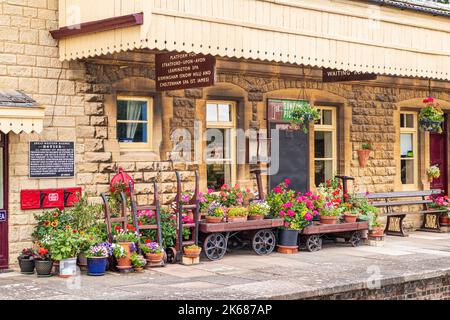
[{"x1": 110, "y1": 168, "x2": 134, "y2": 194}]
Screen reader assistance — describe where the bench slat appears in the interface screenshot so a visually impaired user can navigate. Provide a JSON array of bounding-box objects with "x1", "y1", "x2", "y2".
[
  {"x1": 372, "y1": 200, "x2": 432, "y2": 207},
  {"x1": 362, "y1": 189, "x2": 442, "y2": 199}
]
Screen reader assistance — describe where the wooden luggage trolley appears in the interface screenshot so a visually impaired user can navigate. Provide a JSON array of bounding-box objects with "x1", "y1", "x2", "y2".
[
  {"x1": 173, "y1": 170, "x2": 201, "y2": 263},
  {"x1": 128, "y1": 181, "x2": 165, "y2": 266},
  {"x1": 299, "y1": 175, "x2": 369, "y2": 252},
  {"x1": 198, "y1": 169, "x2": 283, "y2": 261}
]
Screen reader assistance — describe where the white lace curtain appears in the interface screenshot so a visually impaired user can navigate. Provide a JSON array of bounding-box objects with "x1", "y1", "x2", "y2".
[{"x1": 125, "y1": 101, "x2": 142, "y2": 140}]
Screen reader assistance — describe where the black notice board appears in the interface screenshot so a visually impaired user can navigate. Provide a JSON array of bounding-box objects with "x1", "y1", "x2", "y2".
[
  {"x1": 269, "y1": 123, "x2": 309, "y2": 193},
  {"x1": 29, "y1": 141, "x2": 75, "y2": 178}
]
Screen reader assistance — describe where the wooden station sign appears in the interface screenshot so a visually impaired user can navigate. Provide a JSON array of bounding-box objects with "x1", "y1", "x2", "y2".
[
  {"x1": 155, "y1": 52, "x2": 216, "y2": 91},
  {"x1": 322, "y1": 68, "x2": 377, "y2": 83}
]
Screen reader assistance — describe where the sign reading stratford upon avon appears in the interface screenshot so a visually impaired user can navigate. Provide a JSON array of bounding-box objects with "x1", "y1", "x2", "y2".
[
  {"x1": 155, "y1": 52, "x2": 215, "y2": 91},
  {"x1": 29, "y1": 141, "x2": 75, "y2": 178},
  {"x1": 322, "y1": 68, "x2": 377, "y2": 83}
]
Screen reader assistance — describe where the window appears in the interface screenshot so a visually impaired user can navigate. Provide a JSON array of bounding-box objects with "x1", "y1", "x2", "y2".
[
  {"x1": 314, "y1": 107, "x2": 337, "y2": 185},
  {"x1": 400, "y1": 112, "x2": 418, "y2": 186},
  {"x1": 206, "y1": 101, "x2": 236, "y2": 191},
  {"x1": 116, "y1": 96, "x2": 153, "y2": 149}
]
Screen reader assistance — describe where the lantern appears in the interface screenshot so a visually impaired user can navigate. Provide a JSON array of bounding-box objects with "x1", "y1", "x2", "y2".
[{"x1": 110, "y1": 168, "x2": 134, "y2": 194}]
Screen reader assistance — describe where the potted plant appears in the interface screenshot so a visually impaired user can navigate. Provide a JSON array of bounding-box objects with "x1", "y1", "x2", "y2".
[
  {"x1": 289, "y1": 102, "x2": 321, "y2": 133},
  {"x1": 369, "y1": 215, "x2": 385, "y2": 238},
  {"x1": 140, "y1": 241, "x2": 164, "y2": 264},
  {"x1": 427, "y1": 165, "x2": 440, "y2": 183},
  {"x1": 112, "y1": 225, "x2": 138, "y2": 268},
  {"x1": 33, "y1": 247, "x2": 53, "y2": 277},
  {"x1": 183, "y1": 244, "x2": 202, "y2": 258},
  {"x1": 319, "y1": 203, "x2": 341, "y2": 224},
  {"x1": 227, "y1": 207, "x2": 248, "y2": 222},
  {"x1": 429, "y1": 195, "x2": 450, "y2": 226},
  {"x1": 419, "y1": 97, "x2": 444, "y2": 133},
  {"x1": 46, "y1": 227, "x2": 82, "y2": 278},
  {"x1": 342, "y1": 203, "x2": 358, "y2": 223},
  {"x1": 111, "y1": 243, "x2": 131, "y2": 271},
  {"x1": 17, "y1": 248, "x2": 35, "y2": 275},
  {"x1": 130, "y1": 252, "x2": 147, "y2": 272},
  {"x1": 86, "y1": 243, "x2": 111, "y2": 276},
  {"x1": 248, "y1": 201, "x2": 271, "y2": 220},
  {"x1": 205, "y1": 202, "x2": 226, "y2": 223},
  {"x1": 357, "y1": 143, "x2": 373, "y2": 168}
]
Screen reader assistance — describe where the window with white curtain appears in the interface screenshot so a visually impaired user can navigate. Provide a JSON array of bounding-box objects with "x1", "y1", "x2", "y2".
[{"x1": 116, "y1": 96, "x2": 152, "y2": 150}]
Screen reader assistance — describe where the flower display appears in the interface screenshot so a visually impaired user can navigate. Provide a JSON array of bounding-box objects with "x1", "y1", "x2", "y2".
[
  {"x1": 140, "y1": 242, "x2": 163, "y2": 255},
  {"x1": 207, "y1": 202, "x2": 227, "y2": 217},
  {"x1": 111, "y1": 243, "x2": 127, "y2": 259},
  {"x1": 427, "y1": 165, "x2": 441, "y2": 179},
  {"x1": 112, "y1": 225, "x2": 138, "y2": 243},
  {"x1": 87, "y1": 243, "x2": 112, "y2": 258},
  {"x1": 248, "y1": 201, "x2": 271, "y2": 217},
  {"x1": 289, "y1": 103, "x2": 321, "y2": 133},
  {"x1": 419, "y1": 97, "x2": 444, "y2": 133}
]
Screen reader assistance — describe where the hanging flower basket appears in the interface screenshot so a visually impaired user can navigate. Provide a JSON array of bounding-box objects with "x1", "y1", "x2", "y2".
[
  {"x1": 419, "y1": 97, "x2": 444, "y2": 133},
  {"x1": 289, "y1": 103, "x2": 321, "y2": 134}
]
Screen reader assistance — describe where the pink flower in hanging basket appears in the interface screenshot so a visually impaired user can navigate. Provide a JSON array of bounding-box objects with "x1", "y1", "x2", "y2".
[{"x1": 423, "y1": 97, "x2": 434, "y2": 103}]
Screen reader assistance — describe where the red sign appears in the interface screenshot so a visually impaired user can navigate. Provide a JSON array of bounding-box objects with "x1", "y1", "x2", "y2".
[
  {"x1": 20, "y1": 187, "x2": 82, "y2": 210},
  {"x1": 155, "y1": 52, "x2": 215, "y2": 91}
]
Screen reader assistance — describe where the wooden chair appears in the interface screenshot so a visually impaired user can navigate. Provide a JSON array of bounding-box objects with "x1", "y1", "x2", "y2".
[
  {"x1": 128, "y1": 181, "x2": 163, "y2": 254},
  {"x1": 174, "y1": 170, "x2": 200, "y2": 262}
]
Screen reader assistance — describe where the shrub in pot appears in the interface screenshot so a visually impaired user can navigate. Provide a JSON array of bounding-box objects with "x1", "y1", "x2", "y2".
[
  {"x1": 428, "y1": 195, "x2": 450, "y2": 226},
  {"x1": 419, "y1": 97, "x2": 444, "y2": 133},
  {"x1": 17, "y1": 248, "x2": 35, "y2": 275},
  {"x1": 183, "y1": 244, "x2": 202, "y2": 258},
  {"x1": 130, "y1": 252, "x2": 147, "y2": 272},
  {"x1": 140, "y1": 241, "x2": 164, "y2": 264},
  {"x1": 86, "y1": 243, "x2": 112, "y2": 276},
  {"x1": 248, "y1": 201, "x2": 271, "y2": 220},
  {"x1": 318, "y1": 203, "x2": 341, "y2": 225},
  {"x1": 369, "y1": 217, "x2": 385, "y2": 237},
  {"x1": 341, "y1": 203, "x2": 358, "y2": 223},
  {"x1": 112, "y1": 225, "x2": 138, "y2": 269},
  {"x1": 46, "y1": 227, "x2": 82, "y2": 278},
  {"x1": 33, "y1": 247, "x2": 53, "y2": 277},
  {"x1": 111, "y1": 243, "x2": 130, "y2": 271},
  {"x1": 427, "y1": 165, "x2": 440, "y2": 183},
  {"x1": 205, "y1": 202, "x2": 226, "y2": 223},
  {"x1": 227, "y1": 207, "x2": 248, "y2": 223}
]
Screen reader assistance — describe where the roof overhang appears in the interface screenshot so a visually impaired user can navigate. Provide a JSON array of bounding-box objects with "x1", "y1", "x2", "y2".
[
  {"x1": 53, "y1": 0, "x2": 450, "y2": 81},
  {"x1": 0, "y1": 90, "x2": 45, "y2": 134}
]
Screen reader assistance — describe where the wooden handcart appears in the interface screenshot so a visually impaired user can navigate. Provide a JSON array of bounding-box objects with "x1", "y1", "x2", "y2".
[
  {"x1": 299, "y1": 221, "x2": 369, "y2": 252},
  {"x1": 199, "y1": 218, "x2": 283, "y2": 261}
]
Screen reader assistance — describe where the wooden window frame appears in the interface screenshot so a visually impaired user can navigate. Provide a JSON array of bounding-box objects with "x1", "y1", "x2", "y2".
[
  {"x1": 314, "y1": 106, "x2": 337, "y2": 185},
  {"x1": 399, "y1": 111, "x2": 419, "y2": 190},
  {"x1": 206, "y1": 100, "x2": 237, "y2": 187},
  {"x1": 116, "y1": 96, "x2": 153, "y2": 151}
]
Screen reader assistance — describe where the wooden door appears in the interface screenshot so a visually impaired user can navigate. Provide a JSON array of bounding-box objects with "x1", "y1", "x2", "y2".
[
  {"x1": 0, "y1": 133, "x2": 8, "y2": 269},
  {"x1": 430, "y1": 115, "x2": 448, "y2": 194}
]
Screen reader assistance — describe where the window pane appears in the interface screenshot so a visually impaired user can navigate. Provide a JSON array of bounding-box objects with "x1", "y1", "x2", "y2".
[
  {"x1": 400, "y1": 133, "x2": 414, "y2": 157},
  {"x1": 218, "y1": 104, "x2": 231, "y2": 122},
  {"x1": 400, "y1": 113, "x2": 405, "y2": 128},
  {"x1": 117, "y1": 123, "x2": 148, "y2": 143},
  {"x1": 206, "y1": 128, "x2": 231, "y2": 160},
  {"x1": 207, "y1": 104, "x2": 217, "y2": 122},
  {"x1": 117, "y1": 100, "x2": 147, "y2": 121},
  {"x1": 314, "y1": 131, "x2": 333, "y2": 158},
  {"x1": 322, "y1": 110, "x2": 333, "y2": 125},
  {"x1": 401, "y1": 159, "x2": 414, "y2": 184},
  {"x1": 207, "y1": 163, "x2": 232, "y2": 191},
  {"x1": 405, "y1": 114, "x2": 414, "y2": 128},
  {"x1": 315, "y1": 160, "x2": 333, "y2": 186}
]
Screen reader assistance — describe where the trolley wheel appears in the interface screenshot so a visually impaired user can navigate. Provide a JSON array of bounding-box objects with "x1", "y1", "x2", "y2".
[
  {"x1": 306, "y1": 235, "x2": 322, "y2": 252},
  {"x1": 349, "y1": 231, "x2": 361, "y2": 247},
  {"x1": 203, "y1": 233, "x2": 227, "y2": 261},
  {"x1": 165, "y1": 247, "x2": 177, "y2": 264},
  {"x1": 252, "y1": 229, "x2": 276, "y2": 255}
]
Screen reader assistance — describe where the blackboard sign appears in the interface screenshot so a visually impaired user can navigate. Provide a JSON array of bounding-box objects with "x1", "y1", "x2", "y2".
[
  {"x1": 29, "y1": 141, "x2": 75, "y2": 178},
  {"x1": 0, "y1": 210, "x2": 5, "y2": 222}
]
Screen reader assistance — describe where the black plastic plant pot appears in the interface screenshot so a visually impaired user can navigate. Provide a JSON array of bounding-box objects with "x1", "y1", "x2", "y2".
[
  {"x1": 18, "y1": 258, "x2": 35, "y2": 275},
  {"x1": 35, "y1": 260, "x2": 53, "y2": 277},
  {"x1": 278, "y1": 229, "x2": 299, "y2": 247}
]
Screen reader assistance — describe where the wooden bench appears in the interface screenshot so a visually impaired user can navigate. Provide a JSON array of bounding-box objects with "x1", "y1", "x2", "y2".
[{"x1": 363, "y1": 190, "x2": 447, "y2": 237}]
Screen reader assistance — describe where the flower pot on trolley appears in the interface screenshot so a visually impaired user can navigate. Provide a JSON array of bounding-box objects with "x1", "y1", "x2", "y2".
[
  {"x1": 205, "y1": 202, "x2": 226, "y2": 223},
  {"x1": 17, "y1": 248, "x2": 35, "y2": 275},
  {"x1": 33, "y1": 248, "x2": 53, "y2": 277},
  {"x1": 226, "y1": 207, "x2": 248, "y2": 223},
  {"x1": 319, "y1": 204, "x2": 341, "y2": 225},
  {"x1": 140, "y1": 241, "x2": 164, "y2": 264},
  {"x1": 343, "y1": 212, "x2": 358, "y2": 223},
  {"x1": 248, "y1": 201, "x2": 271, "y2": 221},
  {"x1": 183, "y1": 244, "x2": 202, "y2": 258}
]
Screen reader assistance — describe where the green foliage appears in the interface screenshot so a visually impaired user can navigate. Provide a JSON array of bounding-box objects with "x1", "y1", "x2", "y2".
[
  {"x1": 361, "y1": 143, "x2": 373, "y2": 150},
  {"x1": 227, "y1": 207, "x2": 248, "y2": 217},
  {"x1": 32, "y1": 209, "x2": 72, "y2": 242},
  {"x1": 65, "y1": 193, "x2": 103, "y2": 231},
  {"x1": 44, "y1": 228, "x2": 82, "y2": 261},
  {"x1": 290, "y1": 103, "x2": 321, "y2": 133},
  {"x1": 130, "y1": 252, "x2": 146, "y2": 268},
  {"x1": 427, "y1": 165, "x2": 441, "y2": 179},
  {"x1": 111, "y1": 243, "x2": 126, "y2": 259}
]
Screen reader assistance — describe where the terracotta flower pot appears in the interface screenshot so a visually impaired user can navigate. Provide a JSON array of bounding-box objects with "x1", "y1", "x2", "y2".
[
  {"x1": 206, "y1": 216, "x2": 223, "y2": 223},
  {"x1": 248, "y1": 214, "x2": 265, "y2": 221},
  {"x1": 116, "y1": 242, "x2": 133, "y2": 270},
  {"x1": 134, "y1": 267, "x2": 144, "y2": 273},
  {"x1": 183, "y1": 247, "x2": 202, "y2": 258},
  {"x1": 343, "y1": 213, "x2": 358, "y2": 223},
  {"x1": 145, "y1": 253, "x2": 163, "y2": 264},
  {"x1": 227, "y1": 216, "x2": 248, "y2": 223},
  {"x1": 357, "y1": 149, "x2": 371, "y2": 168},
  {"x1": 370, "y1": 226, "x2": 385, "y2": 237},
  {"x1": 439, "y1": 215, "x2": 449, "y2": 226},
  {"x1": 319, "y1": 215, "x2": 338, "y2": 225}
]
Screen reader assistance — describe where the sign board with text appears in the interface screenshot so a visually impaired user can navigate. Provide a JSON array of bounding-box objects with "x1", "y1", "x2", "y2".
[
  {"x1": 155, "y1": 52, "x2": 216, "y2": 91},
  {"x1": 0, "y1": 211, "x2": 5, "y2": 222},
  {"x1": 29, "y1": 141, "x2": 75, "y2": 178},
  {"x1": 268, "y1": 99, "x2": 310, "y2": 122},
  {"x1": 322, "y1": 68, "x2": 377, "y2": 83}
]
